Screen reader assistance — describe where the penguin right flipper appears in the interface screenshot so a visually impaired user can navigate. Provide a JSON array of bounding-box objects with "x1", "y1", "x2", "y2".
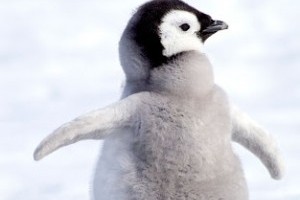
[
  {"x1": 231, "y1": 106, "x2": 285, "y2": 180},
  {"x1": 33, "y1": 93, "x2": 145, "y2": 161}
]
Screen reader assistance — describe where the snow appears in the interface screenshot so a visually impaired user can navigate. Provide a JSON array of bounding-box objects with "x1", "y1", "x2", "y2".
[{"x1": 0, "y1": 0, "x2": 299, "y2": 199}]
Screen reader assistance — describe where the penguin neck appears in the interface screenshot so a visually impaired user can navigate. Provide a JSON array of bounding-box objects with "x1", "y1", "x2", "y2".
[{"x1": 148, "y1": 51, "x2": 215, "y2": 99}]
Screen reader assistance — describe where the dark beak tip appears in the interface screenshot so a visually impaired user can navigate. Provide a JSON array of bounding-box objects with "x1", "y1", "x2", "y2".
[{"x1": 222, "y1": 22, "x2": 229, "y2": 30}]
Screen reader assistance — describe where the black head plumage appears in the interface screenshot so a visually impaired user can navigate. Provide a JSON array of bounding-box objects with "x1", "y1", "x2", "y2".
[{"x1": 125, "y1": 0, "x2": 226, "y2": 68}]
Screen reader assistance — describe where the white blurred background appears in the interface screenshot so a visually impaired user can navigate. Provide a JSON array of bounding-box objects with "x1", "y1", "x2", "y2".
[{"x1": 0, "y1": 0, "x2": 299, "y2": 199}]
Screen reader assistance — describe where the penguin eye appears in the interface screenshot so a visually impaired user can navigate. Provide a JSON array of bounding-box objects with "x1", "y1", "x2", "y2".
[{"x1": 179, "y1": 23, "x2": 190, "y2": 31}]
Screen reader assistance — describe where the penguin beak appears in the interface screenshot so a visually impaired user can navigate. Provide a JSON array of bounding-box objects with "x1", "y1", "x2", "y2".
[
  {"x1": 203, "y1": 20, "x2": 228, "y2": 33},
  {"x1": 200, "y1": 20, "x2": 228, "y2": 42}
]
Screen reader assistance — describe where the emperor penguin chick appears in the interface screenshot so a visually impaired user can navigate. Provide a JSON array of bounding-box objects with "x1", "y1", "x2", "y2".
[
  {"x1": 119, "y1": 0, "x2": 284, "y2": 181},
  {"x1": 34, "y1": 0, "x2": 284, "y2": 200}
]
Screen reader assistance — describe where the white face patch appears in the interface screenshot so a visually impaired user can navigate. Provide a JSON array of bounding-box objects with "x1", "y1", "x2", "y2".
[{"x1": 159, "y1": 10, "x2": 203, "y2": 57}]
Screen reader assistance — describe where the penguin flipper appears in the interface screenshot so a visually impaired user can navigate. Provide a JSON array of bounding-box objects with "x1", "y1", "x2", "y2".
[
  {"x1": 33, "y1": 93, "x2": 142, "y2": 161},
  {"x1": 231, "y1": 106, "x2": 285, "y2": 180}
]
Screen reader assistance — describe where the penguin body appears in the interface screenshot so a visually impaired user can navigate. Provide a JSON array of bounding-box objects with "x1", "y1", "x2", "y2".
[
  {"x1": 92, "y1": 51, "x2": 248, "y2": 200},
  {"x1": 34, "y1": 1, "x2": 284, "y2": 199}
]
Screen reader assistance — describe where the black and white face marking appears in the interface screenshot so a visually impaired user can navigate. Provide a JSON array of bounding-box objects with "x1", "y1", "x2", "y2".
[
  {"x1": 159, "y1": 10, "x2": 203, "y2": 57},
  {"x1": 127, "y1": 0, "x2": 228, "y2": 68}
]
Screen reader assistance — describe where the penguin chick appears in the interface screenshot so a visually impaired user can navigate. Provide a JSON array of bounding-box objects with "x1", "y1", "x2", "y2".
[
  {"x1": 34, "y1": 0, "x2": 284, "y2": 199},
  {"x1": 119, "y1": 0, "x2": 284, "y2": 180}
]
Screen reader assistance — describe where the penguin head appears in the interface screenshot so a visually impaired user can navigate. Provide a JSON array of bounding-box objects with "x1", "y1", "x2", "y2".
[{"x1": 119, "y1": 0, "x2": 228, "y2": 80}]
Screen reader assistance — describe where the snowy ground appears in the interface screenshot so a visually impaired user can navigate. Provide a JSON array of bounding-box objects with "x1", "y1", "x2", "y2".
[{"x1": 0, "y1": 0, "x2": 299, "y2": 199}]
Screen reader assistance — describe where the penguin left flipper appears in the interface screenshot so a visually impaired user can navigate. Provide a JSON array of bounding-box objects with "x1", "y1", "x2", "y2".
[
  {"x1": 33, "y1": 93, "x2": 144, "y2": 161},
  {"x1": 231, "y1": 106, "x2": 285, "y2": 180}
]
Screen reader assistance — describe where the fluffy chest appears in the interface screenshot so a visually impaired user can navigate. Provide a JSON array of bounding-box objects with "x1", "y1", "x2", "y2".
[
  {"x1": 95, "y1": 89, "x2": 239, "y2": 199},
  {"x1": 132, "y1": 88, "x2": 231, "y2": 167}
]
